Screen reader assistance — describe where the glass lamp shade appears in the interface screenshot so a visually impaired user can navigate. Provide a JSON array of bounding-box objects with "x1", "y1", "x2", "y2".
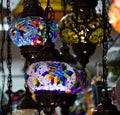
[
  {"x1": 58, "y1": 12, "x2": 111, "y2": 46},
  {"x1": 108, "y1": 0, "x2": 120, "y2": 34},
  {"x1": 8, "y1": 17, "x2": 59, "y2": 47},
  {"x1": 24, "y1": 61, "x2": 78, "y2": 94}
]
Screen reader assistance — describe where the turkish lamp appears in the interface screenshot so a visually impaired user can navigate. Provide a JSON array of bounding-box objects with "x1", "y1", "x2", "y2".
[
  {"x1": 24, "y1": 61, "x2": 77, "y2": 114},
  {"x1": 58, "y1": 0, "x2": 111, "y2": 46},
  {"x1": 58, "y1": 0, "x2": 111, "y2": 70},
  {"x1": 8, "y1": 0, "x2": 59, "y2": 63},
  {"x1": 58, "y1": 12, "x2": 111, "y2": 46},
  {"x1": 108, "y1": 0, "x2": 120, "y2": 34}
]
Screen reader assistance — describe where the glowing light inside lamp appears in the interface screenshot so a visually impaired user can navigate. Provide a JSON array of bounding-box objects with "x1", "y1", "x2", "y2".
[
  {"x1": 24, "y1": 61, "x2": 78, "y2": 94},
  {"x1": 8, "y1": 17, "x2": 59, "y2": 47},
  {"x1": 108, "y1": 0, "x2": 120, "y2": 33}
]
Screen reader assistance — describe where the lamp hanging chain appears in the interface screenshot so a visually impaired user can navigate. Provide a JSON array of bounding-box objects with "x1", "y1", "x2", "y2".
[
  {"x1": 44, "y1": 0, "x2": 55, "y2": 42},
  {"x1": 7, "y1": 0, "x2": 12, "y2": 113},
  {"x1": 102, "y1": 0, "x2": 109, "y2": 106},
  {"x1": 61, "y1": 0, "x2": 67, "y2": 45},
  {"x1": 102, "y1": 0, "x2": 108, "y2": 89},
  {"x1": 61, "y1": 0, "x2": 67, "y2": 16}
]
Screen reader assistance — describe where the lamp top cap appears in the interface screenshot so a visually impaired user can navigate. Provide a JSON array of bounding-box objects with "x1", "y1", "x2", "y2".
[
  {"x1": 68, "y1": 0, "x2": 98, "y2": 9},
  {"x1": 21, "y1": 0, "x2": 44, "y2": 17}
]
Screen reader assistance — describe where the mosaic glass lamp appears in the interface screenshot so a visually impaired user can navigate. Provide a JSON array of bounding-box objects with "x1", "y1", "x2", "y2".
[
  {"x1": 58, "y1": 0, "x2": 111, "y2": 46},
  {"x1": 24, "y1": 61, "x2": 91, "y2": 114},
  {"x1": 8, "y1": 0, "x2": 59, "y2": 63},
  {"x1": 24, "y1": 61, "x2": 77, "y2": 114},
  {"x1": 108, "y1": 0, "x2": 120, "y2": 34},
  {"x1": 58, "y1": 0, "x2": 111, "y2": 69}
]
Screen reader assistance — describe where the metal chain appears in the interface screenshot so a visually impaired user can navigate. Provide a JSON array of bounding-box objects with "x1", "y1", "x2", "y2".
[
  {"x1": 44, "y1": 0, "x2": 55, "y2": 21},
  {"x1": 102, "y1": 0, "x2": 108, "y2": 87},
  {"x1": 7, "y1": 0, "x2": 11, "y2": 25},
  {"x1": 44, "y1": 0, "x2": 55, "y2": 41},
  {"x1": 7, "y1": 0, "x2": 12, "y2": 113},
  {"x1": 102, "y1": 0, "x2": 109, "y2": 108},
  {"x1": 61, "y1": 0, "x2": 67, "y2": 16}
]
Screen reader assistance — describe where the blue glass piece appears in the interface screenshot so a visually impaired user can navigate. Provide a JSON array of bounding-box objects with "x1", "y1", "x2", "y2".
[
  {"x1": 24, "y1": 73, "x2": 29, "y2": 80},
  {"x1": 66, "y1": 70, "x2": 73, "y2": 76}
]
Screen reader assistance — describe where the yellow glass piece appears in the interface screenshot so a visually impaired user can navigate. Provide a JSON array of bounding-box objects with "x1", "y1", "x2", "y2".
[
  {"x1": 66, "y1": 89, "x2": 71, "y2": 94},
  {"x1": 89, "y1": 28, "x2": 103, "y2": 45},
  {"x1": 32, "y1": 93, "x2": 36, "y2": 100},
  {"x1": 33, "y1": 79, "x2": 38, "y2": 85},
  {"x1": 61, "y1": 29, "x2": 79, "y2": 44},
  {"x1": 45, "y1": 74, "x2": 51, "y2": 78},
  {"x1": 36, "y1": 40, "x2": 41, "y2": 44}
]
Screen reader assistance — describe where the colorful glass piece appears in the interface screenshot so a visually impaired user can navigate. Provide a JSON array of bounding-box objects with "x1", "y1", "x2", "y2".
[
  {"x1": 8, "y1": 17, "x2": 59, "y2": 47},
  {"x1": 109, "y1": 0, "x2": 120, "y2": 33},
  {"x1": 25, "y1": 61, "x2": 77, "y2": 94}
]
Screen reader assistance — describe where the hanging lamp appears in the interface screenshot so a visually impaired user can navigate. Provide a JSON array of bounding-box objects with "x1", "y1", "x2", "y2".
[
  {"x1": 8, "y1": 0, "x2": 59, "y2": 47},
  {"x1": 58, "y1": 0, "x2": 111, "y2": 70},
  {"x1": 24, "y1": 60, "x2": 77, "y2": 115},
  {"x1": 8, "y1": 0, "x2": 59, "y2": 63},
  {"x1": 59, "y1": 0, "x2": 111, "y2": 45}
]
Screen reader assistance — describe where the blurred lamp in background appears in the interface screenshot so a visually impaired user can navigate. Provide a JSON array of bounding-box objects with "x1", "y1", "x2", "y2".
[{"x1": 108, "y1": 0, "x2": 120, "y2": 34}]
